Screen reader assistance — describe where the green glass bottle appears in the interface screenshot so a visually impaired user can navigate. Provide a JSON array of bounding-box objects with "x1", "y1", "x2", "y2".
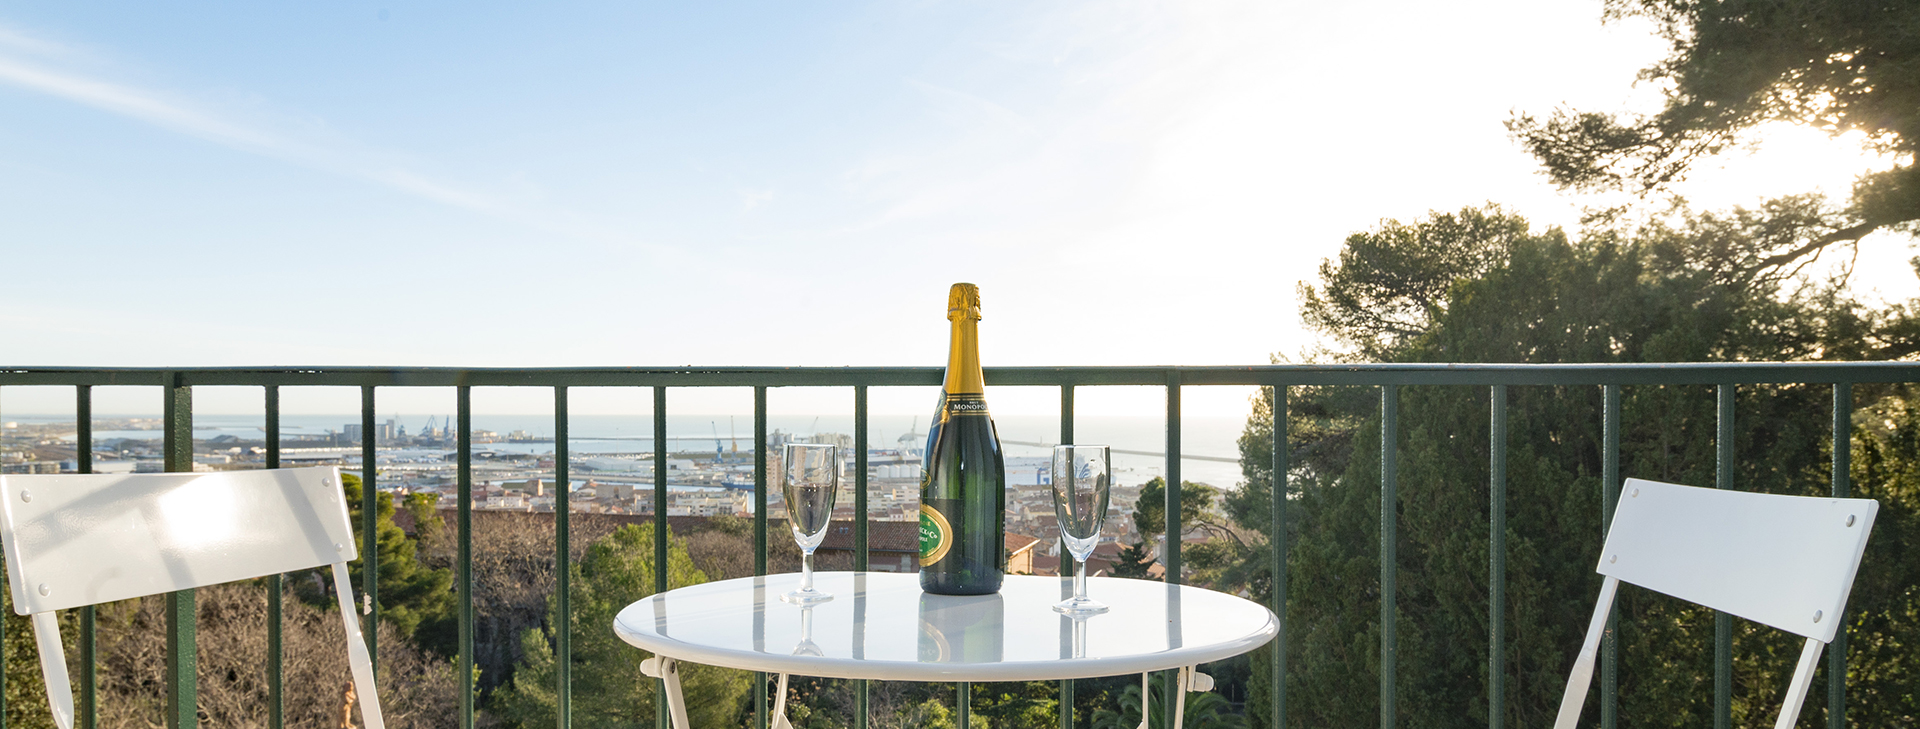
[{"x1": 918, "y1": 283, "x2": 1007, "y2": 595}]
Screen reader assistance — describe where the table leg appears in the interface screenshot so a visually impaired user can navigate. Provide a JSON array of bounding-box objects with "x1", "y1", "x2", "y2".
[
  {"x1": 640, "y1": 656, "x2": 690, "y2": 729},
  {"x1": 1168, "y1": 665, "x2": 1216, "y2": 729},
  {"x1": 1174, "y1": 667, "x2": 1190, "y2": 729},
  {"x1": 772, "y1": 673, "x2": 792, "y2": 729}
]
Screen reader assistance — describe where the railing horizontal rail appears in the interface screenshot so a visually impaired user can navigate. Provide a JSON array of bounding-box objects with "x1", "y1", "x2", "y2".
[{"x1": 6, "y1": 361, "x2": 1920, "y2": 387}]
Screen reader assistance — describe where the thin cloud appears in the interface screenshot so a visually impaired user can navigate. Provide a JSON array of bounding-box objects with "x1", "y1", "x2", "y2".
[
  {"x1": 0, "y1": 57, "x2": 285, "y2": 152},
  {"x1": 0, "y1": 24, "x2": 81, "y2": 58},
  {"x1": 0, "y1": 23, "x2": 505, "y2": 216}
]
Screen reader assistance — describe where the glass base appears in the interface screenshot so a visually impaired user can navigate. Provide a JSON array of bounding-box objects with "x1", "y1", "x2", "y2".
[
  {"x1": 1051, "y1": 596, "x2": 1109, "y2": 616},
  {"x1": 780, "y1": 588, "x2": 834, "y2": 605}
]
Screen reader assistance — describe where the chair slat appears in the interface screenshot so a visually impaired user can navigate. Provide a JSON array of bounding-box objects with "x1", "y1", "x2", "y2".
[
  {"x1": 1598, "y1": 478, "x2": 1876, "y2": 643},
  {"x1": 0, "y1": 467, "x2": 355, "y2": 614}
]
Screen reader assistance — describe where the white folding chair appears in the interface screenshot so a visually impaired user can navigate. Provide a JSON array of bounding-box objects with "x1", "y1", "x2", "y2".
[
  {"x1": 0, "y1": 466, "x2": 383, "y2": 729},
  {"x1": 1555, "y1": 477, "x2": 1878, "y2": 729}
]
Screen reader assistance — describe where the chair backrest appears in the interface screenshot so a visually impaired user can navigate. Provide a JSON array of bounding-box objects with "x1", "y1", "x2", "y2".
[
  {"x1": 1599, "y1": 477, "x2": 1877, "y2": 644},
  {"x1": 0, "y1": 467, "x2": 356, "y2": 615}
]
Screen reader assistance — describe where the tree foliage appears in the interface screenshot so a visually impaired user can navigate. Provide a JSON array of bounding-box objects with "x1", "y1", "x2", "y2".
[
  {"x1": 1298, "y1": 206, "x2": 1552, "y2": 359},
  {"x1": 90, "y1": 583, "x2": 458, "y2": 729},
  {"x1": 1089, "y1": 673, "x2": 1244, "y2": 729},
  {"x1": 1509, "y1": 0, "x2": 1920, "y2": 246},
  {"x1": 1832, "y1": 388, "x2": 1920, "y2": 726},
  {"x1": 339, "y1": 473, "x2": 456, "y2": 657},
  {"x1": 1131, "y1": 477, "x2": 1224, "y2": 541},
  {"x1": 1, "y1": 574, "x2": 71, "y2": 729},
  {"x1": 1238, "y1": 203, "x2": 1920, "y2": 727},
  {"x1": 1125, "y1": 477, "x2": 1252, "y2": 584},
  {"x1": 491, "y1": 523, "x2": 749, "y2": 729},
  {"x1": 1109, "y1": 541, "x2": 1157, "y2": 579}
]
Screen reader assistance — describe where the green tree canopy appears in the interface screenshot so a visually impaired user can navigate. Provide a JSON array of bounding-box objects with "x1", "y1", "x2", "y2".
[
  {"x1": 1090, "y1": 673, "x2": 1244, "y2": 729},
  {"x1": 1131, "y1": 476, "x2": 1223, "y2": 541},
  {"x1": 1237, "y1": 203, "x2": 1919, "y2": 727},
  {"x1": 340, "y1": 473, "x2": 456, "y2": 655},
  {"x1": 1108, "y1": 541, "x2": 1157, "y2": 579},
  {"x1": 1509, "y1": 1, "x2": 1920, "y2": 246},
  {"x1": 491, "y1": 523, "x2": 748, "y2": 729},
  {"x1": 1297, "y1": 206, "x2": 1554, "y2": 359}
]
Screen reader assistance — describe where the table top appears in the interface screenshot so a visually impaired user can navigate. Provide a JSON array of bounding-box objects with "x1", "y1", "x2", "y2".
[{"x1": 612, "y1": 571, "x2": 1278, "y2": 681}]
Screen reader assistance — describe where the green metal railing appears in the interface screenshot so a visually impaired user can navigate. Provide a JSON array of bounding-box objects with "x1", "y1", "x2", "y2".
[{"x1": 1, "y1": 362, "x2": 1911, "y2": 729}]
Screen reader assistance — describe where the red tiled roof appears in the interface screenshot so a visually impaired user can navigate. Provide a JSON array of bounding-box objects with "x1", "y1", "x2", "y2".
[{"x1": 1005, "y1": 533, "x2": 1042, "y2": 555}]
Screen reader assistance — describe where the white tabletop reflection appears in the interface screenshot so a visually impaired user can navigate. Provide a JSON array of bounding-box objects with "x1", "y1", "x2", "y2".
[{"x1": 613, "y1": 572, "x2": 1277, "y2": 682}]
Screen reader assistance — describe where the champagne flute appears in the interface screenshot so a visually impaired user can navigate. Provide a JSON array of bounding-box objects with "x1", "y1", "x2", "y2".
[
  {"x1": 1050, "y1": 445, "x2": 1111, "y2": 615},
  {"x1": 781, "y1": 443, "x2": 839, "y2": 605}
]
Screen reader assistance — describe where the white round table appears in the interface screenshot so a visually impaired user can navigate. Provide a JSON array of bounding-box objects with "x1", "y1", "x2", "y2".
[{"x1": 614, "y1": 572, "x2": 1277, "y2": 729}]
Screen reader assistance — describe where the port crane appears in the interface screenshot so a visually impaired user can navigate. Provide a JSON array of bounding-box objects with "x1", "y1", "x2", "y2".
[
  {"x1": 711, "y1": 422, "x2": 724, "y2": 463},
  {"x1": 897, "y1": 416, "x2": 924, "y2": 453}
]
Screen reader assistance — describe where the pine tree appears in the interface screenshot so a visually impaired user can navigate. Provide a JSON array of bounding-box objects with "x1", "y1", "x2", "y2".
[
  {"x1": 339, "y1": 473, "x2": 456, "y2": 656},
  {"x1": 1239, "y1": 204, "x2": 1910, "y2": 727},
  {"x1": 491, "y1": 523, "x2": 748, "y2": 729}
]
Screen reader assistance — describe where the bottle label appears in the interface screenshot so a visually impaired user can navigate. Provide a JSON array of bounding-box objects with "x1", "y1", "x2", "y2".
[
  {"x1": 943, "y1": 394, "x2": 989, "y2": 417},
  {"x1": 919, "y1": 503, "x2": 954, "y2": 566}
]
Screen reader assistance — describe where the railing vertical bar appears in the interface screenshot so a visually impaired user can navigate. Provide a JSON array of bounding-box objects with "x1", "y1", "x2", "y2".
[
  {"x1": 753, "y1": 386, "x2": 768, "y2": 574},
  {"x1": 1488, "y1": 385, "x2": 1506, "y2": 729},
  {"x1": 458, "y1": 387, "x2": 475, "y2": 729},
  {"x1": 265, "y1": 386, "x2": 284, "y2": 729},
  {"x1": 958, "y1": 682, "x2": 970, "y2": 729},
  {"x1": 77, "y1": 386, "x2": 97, "y2": 729},
  {"x1": 1271, "y1": 384, "x2": 1287, "y2": 729},
  {"x1": 1060, "y1": 384, "x2": 1076, "y2": 729},
  {"x1": 75, "y1": 388, "x2": 92, "y2": 474},
  {"x1": 855, "y1": 387, "x2": 870, "y2": 568},
  {"x1": 1379, "y1": 383, "x2": 1397, "y2": 729},
  {"x1": 754, "y1": 387, "x2": 769, "y2": 729},
  {"x1": 163, "y1": 374, "x2": 196, "y2": 729},
  {"x1": 653, "y1": 387, "x2": 669, "y2": 591},
  {"x1": 1164, "y1": 374, "x2": 1183, "y2": 581},
  {"x1": 360, "y1": 386, "x2": 379, "y2": 672},
  {"x1": 854, "y1": 386, "x2": 870, "y2": 729},
  {"x1": 653, "y1": 388, "x2": 669, "y2": 729},
  {"x1": 1829, "y1": 383, "x2": 1852, "y2": 729},
  {"x1": 1600, "y1": 385, "x2": 1620, "y2": 729},
  {"x1": 1163, "y1": 372, "x2": 1183, "y2": 729},
  {"x1": 1713, "y1": 384, "x2": 1733, "y2": 729},
  {"x1": 555, "y1": 387, "x2": 572, "y2": 729}
]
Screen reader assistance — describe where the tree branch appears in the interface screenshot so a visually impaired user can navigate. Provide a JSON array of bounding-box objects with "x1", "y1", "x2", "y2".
[{"x1": 1751, "y1": 220, "x2": 1884, "y2": 272}]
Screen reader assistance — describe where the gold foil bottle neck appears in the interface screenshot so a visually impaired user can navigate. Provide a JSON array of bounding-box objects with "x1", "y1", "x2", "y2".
[
  {"x1": 942, "y1": 283, "x2": 985, "y2": 394},
  {"x1": 947, "y1": 283, "x2": 981, "y2": 321}
]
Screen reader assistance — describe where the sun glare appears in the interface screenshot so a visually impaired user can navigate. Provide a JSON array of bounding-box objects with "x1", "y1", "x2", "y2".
[{"x1": 1678, "y1": 124, "x2": 1902, "y2": 210}]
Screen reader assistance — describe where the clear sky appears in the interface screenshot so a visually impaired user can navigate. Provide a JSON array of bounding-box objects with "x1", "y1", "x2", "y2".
[{"x1": 0, "y1": 2, "x2": 1906, "y2": 416}]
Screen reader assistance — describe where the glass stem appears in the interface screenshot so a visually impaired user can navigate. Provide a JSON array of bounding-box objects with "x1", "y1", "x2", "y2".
[
  {"x1": 1074, "y1": 557, "x2": 1087, "y2": 601},
  {"x1": 802, "y1": 551, "x2": 815, "y2": 592}
]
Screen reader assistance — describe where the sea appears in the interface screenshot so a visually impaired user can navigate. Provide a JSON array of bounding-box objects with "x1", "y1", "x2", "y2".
[{"x1": 5, "y1": 412, "x2": 1254, "y2": 489}]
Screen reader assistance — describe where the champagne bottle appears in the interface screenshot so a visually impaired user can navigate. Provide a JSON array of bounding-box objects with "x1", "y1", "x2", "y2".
[{"x1": 919, "y1": 283, "x2": 1007, "y2": 595}]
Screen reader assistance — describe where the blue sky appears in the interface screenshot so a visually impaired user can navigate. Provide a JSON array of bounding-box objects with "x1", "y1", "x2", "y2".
[{"x1": 0, "y1": 2, "x2": 1905, "y2": 416}]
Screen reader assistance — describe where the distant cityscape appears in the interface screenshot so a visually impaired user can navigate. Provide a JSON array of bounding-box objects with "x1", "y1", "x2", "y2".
[{"x1": 0, "y1": 416, "x2": 1151, "y2": 574}]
